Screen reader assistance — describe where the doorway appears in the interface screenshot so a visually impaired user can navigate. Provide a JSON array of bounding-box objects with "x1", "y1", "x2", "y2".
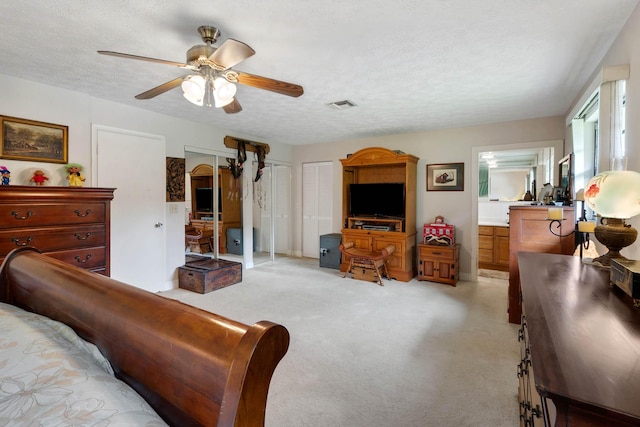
[{"x1": 471, "y1": 140, "x2": 563, "y2": 281}]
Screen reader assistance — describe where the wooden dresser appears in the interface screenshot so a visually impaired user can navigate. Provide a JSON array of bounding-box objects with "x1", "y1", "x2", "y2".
[
  {"x1": 518, "y1": 252, "x2": 640, "y2": 426},
  {"x1": 0, "y1": 186, "x2": 115, "y2": 275},
  {"x1": 508, "y1": 205, "x2": 575, "y2": 323}
]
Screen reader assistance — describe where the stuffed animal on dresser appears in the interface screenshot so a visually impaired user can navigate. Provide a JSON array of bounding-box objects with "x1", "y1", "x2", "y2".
[{"x1": 65, "y1": 163, "x2": 86, "y2": 187}]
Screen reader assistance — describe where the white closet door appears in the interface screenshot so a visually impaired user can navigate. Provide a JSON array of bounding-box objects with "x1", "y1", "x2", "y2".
[
  {"x1": 302, "y1": 162, "x2": 333, "y2": 258},
  {"x1": 274, "y1": 165, "x2": 291, "y2": 255}
]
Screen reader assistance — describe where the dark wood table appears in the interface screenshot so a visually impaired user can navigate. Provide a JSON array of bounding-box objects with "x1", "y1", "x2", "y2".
[{"x1": 518, "y1": 252, "x2": 640, "y2": 426}]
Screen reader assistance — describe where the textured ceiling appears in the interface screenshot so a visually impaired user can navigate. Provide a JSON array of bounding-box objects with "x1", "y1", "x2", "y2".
[{"x1": 0, "y1": 1, "x2": 637, "y2": 146}]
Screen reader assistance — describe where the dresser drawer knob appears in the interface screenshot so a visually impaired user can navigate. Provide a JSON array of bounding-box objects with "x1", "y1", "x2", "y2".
[
  {"x1": 74, "y1": 209, "x2": 92, "y2": 217},
  {"x1": 74, "y1": 254, "x2": 92, "y2": 263},
  {"x1": 11, "y1": 210, "x2": 33, "y2": 220},
  {"x1": 74, "y1": 232, "x2": 92, "y2": 240},
  {"x1": 11, "y1": 237, "x2": 33, "y2": 246}
]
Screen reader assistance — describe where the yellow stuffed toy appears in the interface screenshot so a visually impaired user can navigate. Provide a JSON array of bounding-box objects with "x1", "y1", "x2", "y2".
[{"x1": 66, "y1": 163, "x2": 86, "y2": 187}]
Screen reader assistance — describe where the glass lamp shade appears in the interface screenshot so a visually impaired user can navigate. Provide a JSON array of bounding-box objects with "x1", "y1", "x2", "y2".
[
  {"x1": 181, "y1": 75, "x2": 205, "y2": 106},
  {"x1": 584, "y1": 170, "x2": 640, "y2": 266},
  {"x1": 213, "y1": 77, "x2": 236, "y2": 107},
  {"x1": 584, "y1": 170, "x2": 640, "y2": 218}
]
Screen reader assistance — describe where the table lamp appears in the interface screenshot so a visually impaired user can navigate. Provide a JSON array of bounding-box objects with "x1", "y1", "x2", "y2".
[{"x1": 584, "y1": 170, "x2": 640, "y2": 266}]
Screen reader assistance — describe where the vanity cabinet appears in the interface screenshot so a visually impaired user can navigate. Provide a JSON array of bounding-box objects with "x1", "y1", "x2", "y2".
[
  {"x1": 478, "y1": 225, "x2": 509, "y2": 271},
  {"x1": 0, "y1": 186, "x2": 114, "y2": 275},
  {"x1": 417, "y1": 243, "x2": 460, "y2": 286}
]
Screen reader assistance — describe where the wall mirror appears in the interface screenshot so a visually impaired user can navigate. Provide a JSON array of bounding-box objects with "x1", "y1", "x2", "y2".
[{"x1": 557, "y1": 153, "x2": 573, "y2": 204}]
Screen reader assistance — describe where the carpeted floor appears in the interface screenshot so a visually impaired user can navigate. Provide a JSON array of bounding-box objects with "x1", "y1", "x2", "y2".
[{"x1": 161, "y1": 257, "x2": 519, "y2": 427}]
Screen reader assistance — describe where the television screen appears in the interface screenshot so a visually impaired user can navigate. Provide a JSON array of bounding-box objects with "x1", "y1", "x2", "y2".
[
  {"x1": 195, "y1": 187, "x2": 222, "y2": 213},
  {"x1": 349, "y1": 183, "x2": 405, "y2": 218}
]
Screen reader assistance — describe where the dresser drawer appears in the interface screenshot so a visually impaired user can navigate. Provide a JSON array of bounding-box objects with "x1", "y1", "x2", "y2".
[
  {"x1": 0, "y1": 225, "x2": 106, "y2": 254},
  {"x1": 45, "y1": 246, "x2": 107, "y2": 270},
  {"x1": 0, "y1": 202, "x2": 107, "y2": 229},
  {"x1": 418, "y1": 245, "x2": 456, "y2": 260}
]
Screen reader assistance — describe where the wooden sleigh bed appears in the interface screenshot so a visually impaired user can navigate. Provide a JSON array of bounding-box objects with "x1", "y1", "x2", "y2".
[{"x1": 0, "y1": 247, "x2": 289, "y2": 427}]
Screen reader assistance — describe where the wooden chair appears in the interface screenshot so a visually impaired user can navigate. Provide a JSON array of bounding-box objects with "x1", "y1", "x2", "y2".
[{"x1": 340, "y1": 242, "x2": 395, "y2": 286}]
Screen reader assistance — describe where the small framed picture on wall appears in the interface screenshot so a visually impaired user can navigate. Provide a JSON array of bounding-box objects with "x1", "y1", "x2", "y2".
[{"x1": 427, "y1": 163, "x2": 464, "y2": 191}]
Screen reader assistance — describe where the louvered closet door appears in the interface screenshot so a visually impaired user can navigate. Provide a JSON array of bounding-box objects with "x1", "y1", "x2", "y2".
[{"x1": 302, "y1": 162, "x2": 333, "y2": 258}]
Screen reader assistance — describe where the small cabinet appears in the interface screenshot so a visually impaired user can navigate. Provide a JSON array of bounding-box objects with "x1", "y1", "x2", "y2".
[
  {"x1": 478, "y1": 225, "x2": 510, "y2": 271},
  {"x1": 417, "y1": 244, "x2": 460, "y2": 286}
]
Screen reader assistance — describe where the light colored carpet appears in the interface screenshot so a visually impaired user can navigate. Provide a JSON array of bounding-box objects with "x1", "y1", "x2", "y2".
[{"x1": 161, "y1": 257, "x2": 519, "y2": 427}]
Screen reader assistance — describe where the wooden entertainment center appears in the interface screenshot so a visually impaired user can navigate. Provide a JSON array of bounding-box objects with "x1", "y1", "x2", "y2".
[
  {"x1": 189, "y1": 164, "x2": 241, "y2": 254},
  {"x1": 340, "y1": 147, "x2": 418, "y2": 281}
]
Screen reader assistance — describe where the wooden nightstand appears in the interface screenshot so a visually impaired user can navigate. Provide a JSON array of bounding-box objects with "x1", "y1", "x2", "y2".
[{"x1": 417, "y1": 243, "x2": 460, "y2": 286}]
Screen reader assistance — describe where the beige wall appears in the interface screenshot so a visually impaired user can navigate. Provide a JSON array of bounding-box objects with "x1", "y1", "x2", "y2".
[{"x1": 292, "y1": 116, "x2": 566, "y2": 278}]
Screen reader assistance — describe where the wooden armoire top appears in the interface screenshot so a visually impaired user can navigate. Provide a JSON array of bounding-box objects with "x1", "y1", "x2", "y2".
[
  {"x1": 340, "y1": 147, "x2": 419, "y2": 167},
  {"x1": 190, "y1": 164, "x2": 214, "y2": 176}
]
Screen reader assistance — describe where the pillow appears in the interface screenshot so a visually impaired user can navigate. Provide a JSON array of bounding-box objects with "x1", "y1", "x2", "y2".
[{"x1": 0, "y1": 302, "x2": 167, "y2": 426}]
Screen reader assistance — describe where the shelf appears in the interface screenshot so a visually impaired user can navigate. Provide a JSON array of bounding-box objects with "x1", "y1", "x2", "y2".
[{"x1": 347, "y1": 217, "x2": 403, "y2": 232}]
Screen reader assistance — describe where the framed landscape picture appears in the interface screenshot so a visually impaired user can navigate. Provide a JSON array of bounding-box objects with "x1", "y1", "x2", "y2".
[
  {"x1": 0, "y1": 115, "x2": 68, "y2": 163},
  {"x1": 427, "y1": 163, "x2": 464, "y2": 191}
]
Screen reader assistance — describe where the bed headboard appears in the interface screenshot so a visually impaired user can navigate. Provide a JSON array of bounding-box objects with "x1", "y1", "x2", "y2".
[{"x1": 0, "y1": 247, "x2": 289, "y2": 427}]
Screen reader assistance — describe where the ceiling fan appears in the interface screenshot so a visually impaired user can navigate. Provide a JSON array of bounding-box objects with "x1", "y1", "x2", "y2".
[{"x1": 98, "y1": 25, "x2": 304, "y2": 114}]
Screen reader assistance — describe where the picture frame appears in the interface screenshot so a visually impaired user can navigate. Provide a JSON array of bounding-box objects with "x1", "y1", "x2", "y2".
[
  {"x1": 0, "y1": 115, "x2": 68, "y2": 164},
  {"x1": 427, "y1": 163, "x2": 464, "y2": 191}
]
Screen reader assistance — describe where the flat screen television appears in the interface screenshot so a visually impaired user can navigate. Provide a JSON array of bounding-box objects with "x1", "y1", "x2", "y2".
[
  {"x1": 349, "y1": 183, "x2": 405, "y2": 218},
  {"x1": 194, "y1": 187, "x2": 222, "y2": 213}
]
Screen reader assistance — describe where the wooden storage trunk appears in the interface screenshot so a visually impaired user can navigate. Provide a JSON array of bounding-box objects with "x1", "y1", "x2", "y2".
[{"x1": 178, "y1": 258, "x2": 242, "y2": 294}]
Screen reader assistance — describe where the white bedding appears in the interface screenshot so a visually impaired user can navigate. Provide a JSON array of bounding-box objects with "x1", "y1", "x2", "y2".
[{"x1": 0, "y1": 302, "x2": 167, "y2": 426}]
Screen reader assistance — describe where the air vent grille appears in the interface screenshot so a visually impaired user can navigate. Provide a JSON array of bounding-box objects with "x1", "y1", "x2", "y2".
[{"x1": 327, "y1": 100, "x2": 357, "y2": 110}]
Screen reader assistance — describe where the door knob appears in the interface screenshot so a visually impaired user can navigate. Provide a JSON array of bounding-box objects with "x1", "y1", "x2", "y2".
[{"x1": 155, "y1": 222, "x2": 163, "y2": 228}]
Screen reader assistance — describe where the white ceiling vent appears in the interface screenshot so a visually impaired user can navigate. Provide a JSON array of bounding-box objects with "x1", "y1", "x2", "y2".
[{"x1": 327, "y1": 100, "x2": 357, "y2": 110}]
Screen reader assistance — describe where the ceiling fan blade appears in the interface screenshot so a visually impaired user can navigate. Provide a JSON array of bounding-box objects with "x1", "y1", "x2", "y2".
[
  {"x1": 223, "y1": 98, "x2": 242, "y2": 114},
  {"x1": 135, "y1": 76, "x2": 185, "y2": 99},
  {"x1": 234, "y1": 71, "x2": 304, "y2": 97},
  {"x1": 208, "y1": 39, "x2": 255, "y2": 70},
  {"x1": 98, "y1": 51, "x2": 190, "y2": 68}
]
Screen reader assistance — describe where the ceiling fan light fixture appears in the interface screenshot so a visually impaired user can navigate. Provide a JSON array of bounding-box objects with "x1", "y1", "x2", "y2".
[
  {"x1": 182, "y1": 75, "x2": 205, "y2": 106},
  {"x1": 213, "y1": 77, "x2": 236, "y2": 108}
]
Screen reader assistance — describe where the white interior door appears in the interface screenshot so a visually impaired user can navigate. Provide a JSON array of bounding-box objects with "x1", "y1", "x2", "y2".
[
  {"x1": 93, "y1": 125, "x2": 166, "y2": 292},
  {"x1": 302, "y1": 162, "x2": 333, "y2": 258},
  {"x1": 274, "y1": 165, "x2": 291, "y2": 255}
]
